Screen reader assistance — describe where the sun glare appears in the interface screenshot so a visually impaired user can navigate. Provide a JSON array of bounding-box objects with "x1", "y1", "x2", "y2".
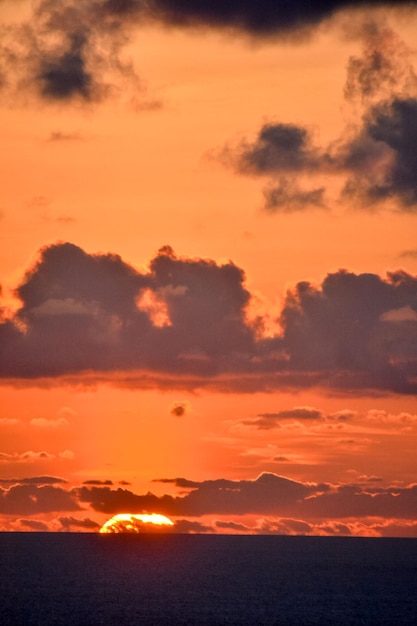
[{"x1": 99, "y1": 513, "x2": 174, "y2": 533}]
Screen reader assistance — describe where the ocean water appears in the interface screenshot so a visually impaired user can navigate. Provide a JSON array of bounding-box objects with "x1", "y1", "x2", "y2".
[{"x1": 1, "y1": 534, "x2": 416, "y2": 625}]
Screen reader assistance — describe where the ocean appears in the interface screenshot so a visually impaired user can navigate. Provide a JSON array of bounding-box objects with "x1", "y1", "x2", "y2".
[{"x1": 1, "y1": 534, "x2": 416, "y2": 625}]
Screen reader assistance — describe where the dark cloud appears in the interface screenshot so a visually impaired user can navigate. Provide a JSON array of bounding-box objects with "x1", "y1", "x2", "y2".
[
  {"x1": 38, "y1": 32, "x2": 92, "y2": 100},
  {"x1": 47, "y1": 131, "x2": 86, "y2": 142},
  {"x1": 342, "y1": 97, "x2": 417, "y2": 208},
  {"x1": 258, "y1": 407, "x2": 323, "y2": 420},
  {"x1": 0, "y1": 0, "x2": 140, "y2": 105},
  {"x1": 0, "y1": 483, "x2": 80, "y2": 515},
  {"x1": 243, "y1": 406, "x2": 323, "y2": 429},
  {"x1": 79, "y1": 473, "x2": 324, "y2": 517},
  {"x1": 232, "y1": 123, "x2": 320, "y2": 175},
  {"x1": 344, "y1": 20, "x2": 417, "y2": 105},
  {"x1": 0, "y1": 242, "x2": 254, "y2": 380},
  {"x1": 173, "y1": 519, "x2": 212, "y2": 533},
  {"x1": 111, "y1": 1, "x2": 416, "y2": 37},
  {"x1": 2, "y1": 472, "x2": 416, "y2": 531},
  {"x1": 58, "y1": 515, "x2": 101, "y2": 531},
  {"x1": 75, "y1": 484, "x2": 174, "y2": 515},
  {"x1": 1, "y1": 242, "x2": 417, "y2": 394},
  {"x1": 399, "y1": 249, "x2": 417, "y2": 259},
  {"x1": 77, "y1": 472, "x2": 417, "y2": 521},
  {"x1": 215, "y1": 520, "x2": 250, "y2": 532},
  {"x1": 223, "y1": 20, "x2": 417, "y2": 212},
  {"x1": 0, "y1": 476, "x2": 66, "y2": 486},
  {"x1": 1, "y1": 1, "x2": 415, "y2": 106},
  {"x1": 278, "y1": 268, "x2": 417, "y2": 393},
  {"x1": 258, "y1": 517, "x2": 314, "y2": 535},
  {"x1": 19, "y1": 518, "x2": 50, "y2": 531},
  {"x1": 263, "y1": 179, "x2": 326, "y2": 213},
  {"x1": 300, "y1": 483, "x2": 417, "y2": 520},
  {"x1": 223, "y1": 123, "x2": 327, "y2": 212},
  {"x1": 82, "y1": 479, "x2": 113, "y2": 486}
]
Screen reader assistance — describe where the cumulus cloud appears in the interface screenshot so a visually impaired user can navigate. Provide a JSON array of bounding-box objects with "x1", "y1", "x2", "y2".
[
  {"x1": 223, "y1": 19, "x2": 417, "y2": 212},
  {"x1": 1, "y1": 242, "x2": 417, "y2": 395}
]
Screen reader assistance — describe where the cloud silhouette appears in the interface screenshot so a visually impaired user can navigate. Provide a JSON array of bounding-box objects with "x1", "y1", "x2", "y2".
[
  {"x1": 2, "y1": 472, "x2": 417, "y2": 534},
  {"x1": 1, "y1": 242, "x2": 417, "y2": 394},
  {"x1": 0, "y1": 483, "x2": 80, "y2": 515},
  {"x1": 78, "y1": 472, "x2": 417, "y2": 521},
  {"x1": 0, "y1": 476, "x2": 67, "y2": 486},
  {"x1": 223, "y1": 20, "x2": 417, "y2": 212}
]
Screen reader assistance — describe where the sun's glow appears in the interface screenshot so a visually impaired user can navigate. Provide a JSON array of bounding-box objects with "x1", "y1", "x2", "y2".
[{"x1": 99, "y1": 513, "x2": 174, "y2": 533}]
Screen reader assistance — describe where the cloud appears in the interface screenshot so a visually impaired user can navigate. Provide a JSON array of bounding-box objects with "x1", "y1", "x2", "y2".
[
  {"x1": 278, "y1": 268, "x2": 417, "y2": 393},
  {"x1": 173, "y1": 519, "x2": 213, "y2": 533},
  {"x1": 222, "y1": 19, "x2": 417, "y2": 212},
  {"x1": 0, "y1": 450, "x2": 55, "y2": 463},
  {"x1": 19, "y1": 518, "x2": 50, "y2": 531},
  {"x1": 0, "y1": 483, "x2": 80, "y2": 515},
  {"x1": 3, "y1": 472, "x2": 417, "y2": 534},
  {"x1": 82, "y1": 479, "x2": 113, "y2": 486},
  {"x1": 242, "y1": 406, "x2": 323, "y2": 430},
  {"x1": 263, "y1": 179, "x2": 326, "y2": 213},
  {"x1": 0, "y1": 241, "x2": 254, "y2": 381},
  {"x1": 77, "y1": 472, "x2": 417, "y2": 522},
  {"x1": 0, "y1": 0, "x2": 141, "y2": 106},
  {"x1": 0, "y1": 476, "x2": 67, "y2": 486},
  {"x1": 259, "y1": 407, "x2": 323, "y2": 420},
  {"x1": 1, "y1": 1, "x2": 415, "y2": 108},
  {"x1": 0, "y1": 449, "x2": 74, "y2": 463},
  {"x1": 58, "y1": 515, "x2": 100, "y2": 531},
  {"x1": 1, "y1": 242, "x2": 417, "y2": 395},
  {"x1": 400, "y1": 249, "x2": 417, "y2": 259},
  {"x1": 79, "y1": 473, "x2": 325, "y2": 517},
  {"x1": 344, "y1": 19, "x2": 417, "y2": 105},
  {"x1": 30, "y1": 417, "x2": 69, "y2": 428},
  {"x1": 47, "y1": 130, "x2": 86, "y2": 142},
  {"x1": 0, "y1": 418, "x2": 21, "y2": 426},
  {"x1": 120, "y1": 1, "x2": 415, "y2": 37}
]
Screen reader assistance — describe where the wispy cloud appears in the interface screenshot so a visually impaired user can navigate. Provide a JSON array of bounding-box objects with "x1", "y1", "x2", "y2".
[{"x1": 221, "y1": 19, "x2": 417, "y2": 212}]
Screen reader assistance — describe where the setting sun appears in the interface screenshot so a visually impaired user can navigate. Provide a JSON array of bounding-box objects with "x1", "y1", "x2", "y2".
[{"x1": 99, "y1": 513, "x2": 174, "y2": 534}]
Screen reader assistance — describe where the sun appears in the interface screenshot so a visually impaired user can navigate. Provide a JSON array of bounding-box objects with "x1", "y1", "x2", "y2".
[{"x1": 99, "y1": 513, "x2": 174, "y2": 533}]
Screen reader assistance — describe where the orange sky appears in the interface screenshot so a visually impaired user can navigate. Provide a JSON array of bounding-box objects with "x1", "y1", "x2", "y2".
[{"x1": 1, "y1": 0, "x2": 417, "y2": 536}]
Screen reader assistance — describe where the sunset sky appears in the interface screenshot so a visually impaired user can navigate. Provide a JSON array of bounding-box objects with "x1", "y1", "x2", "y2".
[{"x1": 1, "y1": 0, "x2": 417, "y2": 536}]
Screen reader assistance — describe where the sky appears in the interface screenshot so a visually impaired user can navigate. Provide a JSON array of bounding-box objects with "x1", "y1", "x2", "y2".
[{"x1": 1, "y1": 0, "x2": 417, "y2": 536}]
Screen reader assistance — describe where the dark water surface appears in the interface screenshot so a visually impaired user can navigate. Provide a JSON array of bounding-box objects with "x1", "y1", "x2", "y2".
[{"x1": 1, "y1": 533, "x2": 417, "y2": 625}]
